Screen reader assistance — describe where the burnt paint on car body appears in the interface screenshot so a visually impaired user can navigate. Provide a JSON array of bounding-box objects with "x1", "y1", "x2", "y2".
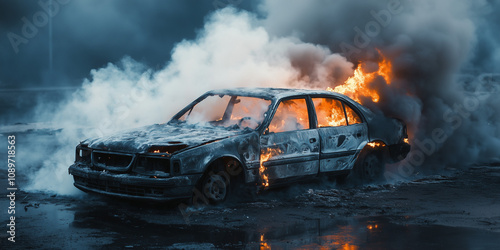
[{"x1": 69, "y1": 88, "x2": 410, "y2": 201}]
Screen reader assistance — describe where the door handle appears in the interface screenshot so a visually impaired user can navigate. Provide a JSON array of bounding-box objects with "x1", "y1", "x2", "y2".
[
  {"x1": 337, "y1": 135, "x2": 346, "y2": 147},
  {"x1": 309, "y1": 138, "x2": 317, "y2": 143}
]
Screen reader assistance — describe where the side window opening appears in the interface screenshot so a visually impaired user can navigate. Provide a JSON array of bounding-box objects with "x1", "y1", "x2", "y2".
[
  {"x1": 268, "y1": 98, "x2": 310, "y2": 133},
  {"x1": 312, "y1": 98, "x2": 347, "y2": 127},
  {"x1": 344, "y1": 104, "x2": 362, "y2": 125}
]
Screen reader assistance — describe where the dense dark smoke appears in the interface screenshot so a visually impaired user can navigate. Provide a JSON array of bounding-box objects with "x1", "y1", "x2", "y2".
[
  {"x1": 260, "y1": 0, "x2": 500, "y2": 176},
  {"x1": 7, "y1": 0, "x2": 499, "y2": 193}
]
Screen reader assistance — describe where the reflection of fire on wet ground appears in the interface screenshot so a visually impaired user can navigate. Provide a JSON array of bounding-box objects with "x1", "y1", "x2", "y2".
[{"x1": 10, "y1": 166, "x2": 500, "y2": 249}]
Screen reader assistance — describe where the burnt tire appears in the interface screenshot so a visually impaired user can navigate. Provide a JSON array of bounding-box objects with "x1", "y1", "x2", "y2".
[
  {"x1": 353, "y1": 150, "x2": 385, "y2": 183},
  {"x1": 201, "y1": 173, "x2": 229, "y2": 203},
  {"x1": 199, "y1": 171, "x2": 230, "y2": 204},
  {"x1": 197, "y1": 159, "x2": 246, "y2": 204}
]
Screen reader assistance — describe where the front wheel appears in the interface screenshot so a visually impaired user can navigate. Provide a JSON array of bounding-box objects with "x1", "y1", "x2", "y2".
[{"x1": 201, "y1": 173, "x2": 229, "y2": 203}]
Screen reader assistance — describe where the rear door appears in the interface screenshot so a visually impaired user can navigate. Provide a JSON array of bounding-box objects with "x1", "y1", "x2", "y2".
[
  {"x1": 311, "y1": 97, "x2": 368, "y2": 173},
  {"x1": 259, "y1": 98, "x2": 320, "y2": 186}
]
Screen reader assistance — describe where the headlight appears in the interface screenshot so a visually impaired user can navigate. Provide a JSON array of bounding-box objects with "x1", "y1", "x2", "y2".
[
  {"x1": 75, "y1": 145, "x2": 91, "y2": 164},
  {"x1": 133, "y1": 156, "x2": 171, "y2": 177}
]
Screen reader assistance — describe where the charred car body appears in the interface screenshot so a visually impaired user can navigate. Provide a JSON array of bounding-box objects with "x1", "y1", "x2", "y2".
[{"x1": 69, "y1": 88, "x2": 410, "y2": 202}]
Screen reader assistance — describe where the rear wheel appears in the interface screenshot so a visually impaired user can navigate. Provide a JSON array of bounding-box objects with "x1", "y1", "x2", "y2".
[{"x1": 353, "y1": 150, "x2": 385, "y2": 183}]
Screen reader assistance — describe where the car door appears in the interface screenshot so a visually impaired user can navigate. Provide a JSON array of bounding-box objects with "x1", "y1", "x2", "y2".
[
  {"x1": 259, "y1": 97, "x2": 320, "y2": 186},
  {"x1": 311, "y1": 97, "x2": 368, "y2": 173}
]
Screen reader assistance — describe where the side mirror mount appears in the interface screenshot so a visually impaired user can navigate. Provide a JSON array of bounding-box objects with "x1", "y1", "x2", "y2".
[{"x1": 263, "y1": 127, "x2": 270, "y2": 135}]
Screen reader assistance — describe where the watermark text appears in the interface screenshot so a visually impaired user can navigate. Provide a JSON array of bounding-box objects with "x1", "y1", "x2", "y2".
[{"x1": 7, "y1": 135, "x2": 17, "y2": 243}]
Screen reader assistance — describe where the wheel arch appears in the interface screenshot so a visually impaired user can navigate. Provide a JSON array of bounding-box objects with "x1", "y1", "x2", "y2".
[
  {"x1": 199, "y1": 155, "x2": 246, "y2": 185},
  {"x1": 351, "y1": 140, "x2": 387, "y2": 183},
  {"x1": 357, "y1": 140, "x2": 389, "y2": 163}
]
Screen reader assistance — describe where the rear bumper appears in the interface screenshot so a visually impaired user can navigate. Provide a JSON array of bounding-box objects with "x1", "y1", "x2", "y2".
[
  {"x1": 387, "y1": 142, "x2": 411, "y2": 163},
  {"x1": 69, "y1": 163, "x2": 201, "y2": 201}
]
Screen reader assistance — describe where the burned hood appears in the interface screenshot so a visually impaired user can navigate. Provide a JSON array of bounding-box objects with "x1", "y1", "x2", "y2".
[{"x1": 82, "y1": 124, "x2": 242, "y2": 153}]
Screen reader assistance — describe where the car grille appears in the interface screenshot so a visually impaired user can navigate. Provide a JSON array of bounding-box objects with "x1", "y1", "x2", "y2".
[
  {"x1": 73, "y1": 176, "x2": 165, "y2": 197},
  {"x1": 92, "y1": 151, "x2": 134, "y2": 172}
]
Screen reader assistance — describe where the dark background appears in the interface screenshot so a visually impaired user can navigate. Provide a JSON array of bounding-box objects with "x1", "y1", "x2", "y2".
[{"x1": 0, "y1": 0, "x2": 257, "y2": 123}]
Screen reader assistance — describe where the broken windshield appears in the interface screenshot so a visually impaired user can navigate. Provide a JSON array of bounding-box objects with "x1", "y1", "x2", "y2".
[{"x1": 174, "y1": 94, "x2": 272, "y2": 130}]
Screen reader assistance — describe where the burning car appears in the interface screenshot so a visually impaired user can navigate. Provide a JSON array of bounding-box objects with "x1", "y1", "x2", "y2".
[{"x1": 69, "y1": 88, "x2": 410, "y2": 202}]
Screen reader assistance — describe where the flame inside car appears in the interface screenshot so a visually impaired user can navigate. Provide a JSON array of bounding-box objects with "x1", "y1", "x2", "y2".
[
  {"x1": 257, "y1": 51, "x2": 396, "y2": 187},
  {"x1": 268, "y1": 99, "x2": 310, "y2": 133}
]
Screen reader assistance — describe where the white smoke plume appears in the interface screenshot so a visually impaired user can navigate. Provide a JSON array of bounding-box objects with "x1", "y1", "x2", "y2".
[
  {"x1": 25, "y1": 0, "x2": 500, "y2": 194},
  {"x1": 26, "y1": 8, "x2": 354, "y2": 194}
]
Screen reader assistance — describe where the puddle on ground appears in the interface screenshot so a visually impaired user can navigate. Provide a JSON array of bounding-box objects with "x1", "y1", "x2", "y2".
[
  {"x1": 69, "y1": 206, "x2": 500, "y2": 249},
  {"x1": 6, "y1": 194, "x2": 500, "y2": 249}
]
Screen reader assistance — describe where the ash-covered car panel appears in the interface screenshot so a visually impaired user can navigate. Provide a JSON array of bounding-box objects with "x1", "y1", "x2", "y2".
[
  {"x1": 69, "y1": 88, "x2": 410, "y2": 201},
  {"x1": 318, "y1": 124, "x2": 368, "y2": 172},
  {"x1": 261, "y1": 129, "x2": 320, "y2": 184}
]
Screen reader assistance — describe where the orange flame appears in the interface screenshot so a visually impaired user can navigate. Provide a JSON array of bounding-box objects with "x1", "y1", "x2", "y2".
[
  {"x1": 259, "y1": 147, "x2": 282, "y2": 187},
  {"x1": 367, "y1": 142, "x2": 385, "y2": 148},
  {"x1": 260, "y1": 234, "x2": 271, "y2": 250},
  {"x1": 258, "y1": 51, "x2": 393, "y2": 188},
  {"x1": 328, "y1": 50, "x2": 392, "y2": 104},
  {"x1": 377, "y1": 54, "x2": 392, "y2": 84}
]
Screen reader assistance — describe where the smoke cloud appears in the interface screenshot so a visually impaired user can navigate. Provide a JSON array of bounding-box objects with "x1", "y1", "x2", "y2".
[
  {"x1": 25, "y1": 8, "x2": 354, "y2": 194},
  {"x1": 261, "y1": 0, "x2": 500, "y2": 173},
  {"x1": 20, "y1": 0, "x2": 500, "y2": 194}
]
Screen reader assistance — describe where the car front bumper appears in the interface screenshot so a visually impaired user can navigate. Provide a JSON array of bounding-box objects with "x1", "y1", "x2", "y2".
[{"x1": 69, "y1": 163, "x2": 201, "y2": 201}]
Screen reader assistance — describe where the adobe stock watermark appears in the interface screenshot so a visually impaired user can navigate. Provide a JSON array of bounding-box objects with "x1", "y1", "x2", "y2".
[
  {"x1": 339, "y1": 0, "x2": 404, "y2": 61},
  {"x1": 385, "y1": 74, "x2": 500, "y2": 181},
  {"x1": 6, "y1": 0, "x2": 71, "y2": 54},
  {"x1": 6, "y1": 135, "x2": 17, "y2": 243},
  {"x1": 212, "y1": 0, "x2": 243, "y2": 11}
]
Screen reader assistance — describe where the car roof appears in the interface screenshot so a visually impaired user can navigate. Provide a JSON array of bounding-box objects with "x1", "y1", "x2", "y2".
[
  {"x1": 206, "y1": 87, "x2": 375, "y2": 120},
  {"x1": 207, "y1": 87, "x2": 350, "y2": 101}
]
